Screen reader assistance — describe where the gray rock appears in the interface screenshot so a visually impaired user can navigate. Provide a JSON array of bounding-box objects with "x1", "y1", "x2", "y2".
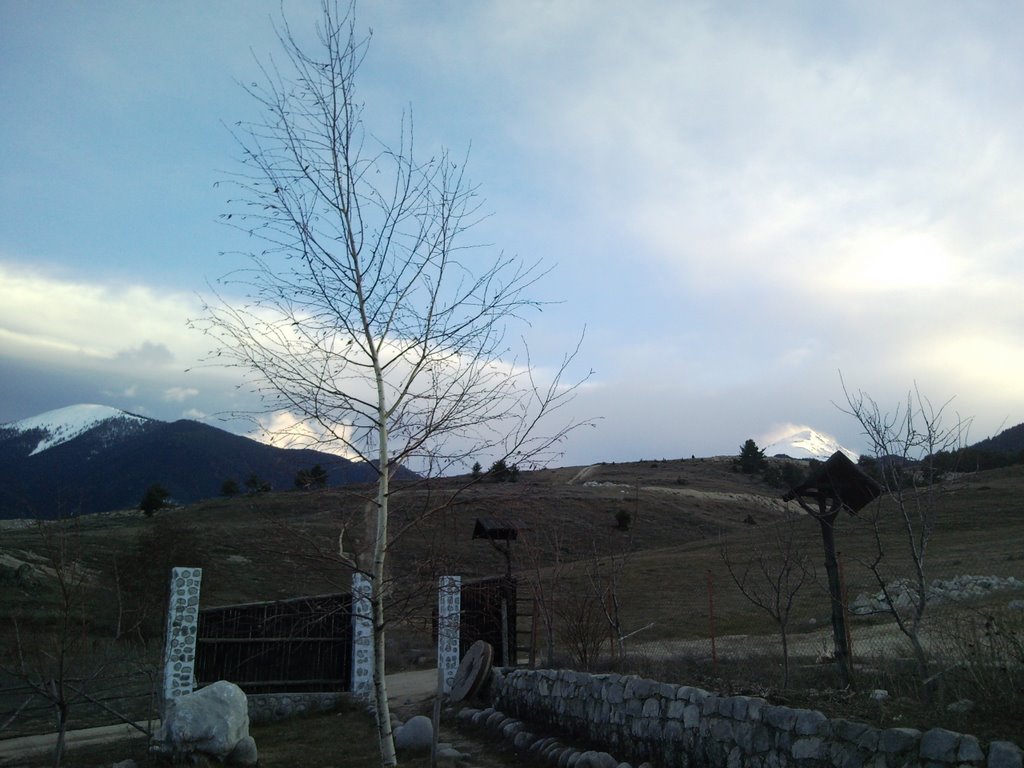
[
  {"x1": 112, "y1": 760, "x2": 138, "y2": 768},
  {"x1": 794, "y1": 709, "x2": 827, "y2": 736},
  {"x1": 437, "y1": 746, "x2": 465, "y2": 760},
  {"x1": 989, "y1": 741, "x2": 1024, "y2": 768},
  {"x1": 577, "y1": 751, "x2": 619, "y2": 768},
  {"x1": 228, "y1": 735, "x2": 258, "y2": 766},
  {"x1": 765, "y1": 705, "x2": 797, "y2": 731},
  {"x1": 513, "y1": 731, "x2": 535, "y2": 750},
  {"x1": 151, "y1": 680, "x2": 252, "y2": 763},
  {"x1": 920, "y1": 728, "x2": 959, "y2": 762},
  {"x1": 394, "y1": 715, "x2": 433, "y2": 752},
  {"x1": 878, "y1": 727, "x2": 920, "y2": 754},
  {"x1": 791, "y1": 737, "x2": 824, "y2": 760},
  {"x1": 947, "y1": 698, "x2": 975, "y2": 714},
  {"x1": 959, "y1": 735, "x2": 985, "y2": 763}
]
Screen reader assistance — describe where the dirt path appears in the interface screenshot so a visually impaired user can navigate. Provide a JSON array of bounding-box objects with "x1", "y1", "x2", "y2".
[
  {"x1": 0, "y1": 670, "x2": 441, "y2": 766},
  {"x1": 643, "y1": 485, "x2": 790, "y2": 511},
  {"x1": 0, "y1": 720, "x2": 155, "y2": 766},
  {"x1": 567, "y1": 465, "x2": 600, "y2": 484}
]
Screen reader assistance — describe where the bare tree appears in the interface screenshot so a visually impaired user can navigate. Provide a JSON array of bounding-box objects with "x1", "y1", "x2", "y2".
[
  {"x1": 840, "y1": 379, "x2": 970, "y2": 692},
  {"x1": 720, "y1": 512, "x2": 812, "y2": 687},
  {"x1": 585, "y1": 541, "x2": 654, "y2": 663},
  {"x1": 552, "y1": 567, "x2": 607, "y2": 670},
  {"x1": 192, "y1": 3, "x2": 588, "y2": 763},
  {"x1": 1, "y1": 520, "x2": 91, "y2": 767},
  {"x1": 520, "y1": 523, "x2": 571, "y2": 667}
]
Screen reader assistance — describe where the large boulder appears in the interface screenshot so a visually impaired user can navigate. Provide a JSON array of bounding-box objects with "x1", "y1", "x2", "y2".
[
  {"x1": 394, "y1": 715, "x2": 434, "y2": 752},
  {"x1": 151, "y1": 680, "x2": 257, "y2": 765}
]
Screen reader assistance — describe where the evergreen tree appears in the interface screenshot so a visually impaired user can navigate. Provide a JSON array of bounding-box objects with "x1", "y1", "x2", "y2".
[
  {"x1": 310, "y1": 464, "x2": 328, "y2": 488},
  {"x1": 139, "y1": 484, "x2": 170, "y2": 516},
  {"x1": 489, "y1": 458, "x2": 510, "y2": 482},
  {"x1": 736, "y1": 439, "x2": 767, "y2": 474}
]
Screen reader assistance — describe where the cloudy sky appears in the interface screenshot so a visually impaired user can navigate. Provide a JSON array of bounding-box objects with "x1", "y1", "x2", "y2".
[{"x1": 2, "y1": 1, "x2": 1022, "y2": 466}]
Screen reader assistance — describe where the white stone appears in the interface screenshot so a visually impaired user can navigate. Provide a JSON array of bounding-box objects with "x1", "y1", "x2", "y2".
[
  {"x1": 151, "y1": 680, "x2": 252, "y2": 763},
  {"x1": 394, "y1": 714, "x2": 434, "y2": 752}
]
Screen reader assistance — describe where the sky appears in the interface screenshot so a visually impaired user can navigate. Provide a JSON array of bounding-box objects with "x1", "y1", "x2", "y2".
[{"x1": 2, "y1": 0, "x2": 1023, "y2": 467}]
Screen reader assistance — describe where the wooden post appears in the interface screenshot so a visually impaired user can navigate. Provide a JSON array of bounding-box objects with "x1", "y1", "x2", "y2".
[
  {"x1": 838, "y1": 551, "x2": 854, "y2": 669},
  {"x1": 815, "y1": 502, "x2": 853, "y2": 688},
  {"x1": 707, "y1": 569, "x2": 717, "y2": 675},
  {"x1": 529, "y1": 597, "x2": 538, "y2": 668}
]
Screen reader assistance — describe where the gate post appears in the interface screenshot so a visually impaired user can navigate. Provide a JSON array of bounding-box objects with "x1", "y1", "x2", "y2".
[
  {"x1": 161, "y1": 567, "x2": 202, "y2": 706},
  {"x1": 351, "y1": 572, "x2": 374, "y2": 699},
  {"x1": 437, "y1": 575, "x2": 461, "y2": 694}
]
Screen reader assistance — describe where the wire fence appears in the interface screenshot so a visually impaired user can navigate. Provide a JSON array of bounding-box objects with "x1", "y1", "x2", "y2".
[
  {"x1": 0, "y1": 648, "x2": 161, "y2": 741},
  {"x1": 516, "y1": 556, "x2": 1024, "y2": 704}
]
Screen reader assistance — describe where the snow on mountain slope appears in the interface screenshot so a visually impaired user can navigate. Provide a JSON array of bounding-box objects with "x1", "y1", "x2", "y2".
[
  {"x1": 760, "y1": 425, "x2": 858, "y2": 461},
  {"x1": 2, "y1": 404, "x2": 151, "y2": 456}
]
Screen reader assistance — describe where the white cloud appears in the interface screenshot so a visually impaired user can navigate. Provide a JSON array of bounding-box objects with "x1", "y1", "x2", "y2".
[
  {"x1": 252, "y1": 411, "x2": 361, "y2": 459},
  {"x1": 0, "y1": 262, "x2": 206, "y2": 367},
  {"x1": 164, "y1": 386, "x2": 199, "y2": 403}
]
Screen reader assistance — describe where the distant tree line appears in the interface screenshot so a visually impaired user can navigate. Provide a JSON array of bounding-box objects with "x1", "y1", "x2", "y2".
[
  {"x1": 857, "y1": 444, "x2": 1024, "y2": 487},
  {"x1": 471, "y1": 458, "x2": 520, "y2": 482},
  {"x1": 219, "y1": 464, "x2": 330, "y2": 498}
]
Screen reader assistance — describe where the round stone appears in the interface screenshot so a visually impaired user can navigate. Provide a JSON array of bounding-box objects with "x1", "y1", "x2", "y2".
[{"x1": 450, "y1": 640, "x2": 494, "y2": 703}]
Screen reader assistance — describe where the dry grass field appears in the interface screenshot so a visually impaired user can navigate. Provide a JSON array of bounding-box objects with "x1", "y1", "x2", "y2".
[{"x1": 2, "y1": 455, "x2": 1023, "y2": 752}]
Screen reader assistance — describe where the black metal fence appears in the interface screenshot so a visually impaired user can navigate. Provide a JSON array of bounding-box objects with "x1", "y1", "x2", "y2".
[
  {"x1": 195, "y1": 592, "x2": 352, "y2": 694},
  {"x1": 459, "y1": 576, "x2": 516, "y2": 664}
]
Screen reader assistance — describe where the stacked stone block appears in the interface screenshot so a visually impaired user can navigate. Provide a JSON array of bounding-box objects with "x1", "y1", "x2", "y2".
[{"x1": 488, "y1": 668, "x2": 1022, "y2": 768}]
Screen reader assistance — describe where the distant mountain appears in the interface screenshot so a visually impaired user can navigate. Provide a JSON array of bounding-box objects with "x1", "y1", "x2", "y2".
[
  {"x1": 969, "y1": 422, "x2": 1024, "y2": 455},
  {"x1": 0, "y1": 405, "x2": 405, "y2": 519},
  {"x1": 761, "y1": 426, "x2": 858, "y2": 461}
]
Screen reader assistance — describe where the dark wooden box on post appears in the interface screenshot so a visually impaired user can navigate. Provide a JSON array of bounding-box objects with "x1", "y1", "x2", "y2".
[{"x1": 782, "y1": 451, "x2": 881, "y2": 688}]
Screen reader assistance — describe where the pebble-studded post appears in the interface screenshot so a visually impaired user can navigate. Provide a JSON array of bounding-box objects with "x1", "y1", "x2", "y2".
[
  {"x1": 437, "y1": 575, "x2": 461, "y2": 693},
  {"x1": 350, "y1": 572, "x2": 373, "y2": 699},
  {"x1": 161, "y1": 567, "x2": 202, "y2": 706}
]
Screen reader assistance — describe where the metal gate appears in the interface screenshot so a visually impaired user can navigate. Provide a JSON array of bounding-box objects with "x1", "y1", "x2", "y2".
[
  {"x1": 195, "y1": 592, "x2": 352, "y2": 693},
  {"x1": 459, "y1": 576, "x2": 516, "y2": 665}
]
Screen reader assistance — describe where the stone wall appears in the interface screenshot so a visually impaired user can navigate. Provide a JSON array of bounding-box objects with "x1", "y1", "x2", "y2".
[
  {"x1": 488, "y1": 668, "x2": 1023, "y2": 768},
  {"x1": 246, "y1": 692, "x2": 348, "y2": 724}
]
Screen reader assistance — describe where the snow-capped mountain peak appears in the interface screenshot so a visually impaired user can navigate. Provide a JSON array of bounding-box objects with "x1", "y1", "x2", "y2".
[
  {"x1": 2, "y1": 404, "x2": 151, "y2": 456},
  {"x1": 760, "y1": 425, "x2": 858, "y2": 461}
]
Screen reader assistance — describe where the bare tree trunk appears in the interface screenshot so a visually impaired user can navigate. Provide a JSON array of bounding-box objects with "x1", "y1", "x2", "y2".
[
  {"x1": 371, "y1": 410, "x2": 396, "y2": 765},
  {"x1": 51, "y1": 687, "x2": 68, "y2": 768}
]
